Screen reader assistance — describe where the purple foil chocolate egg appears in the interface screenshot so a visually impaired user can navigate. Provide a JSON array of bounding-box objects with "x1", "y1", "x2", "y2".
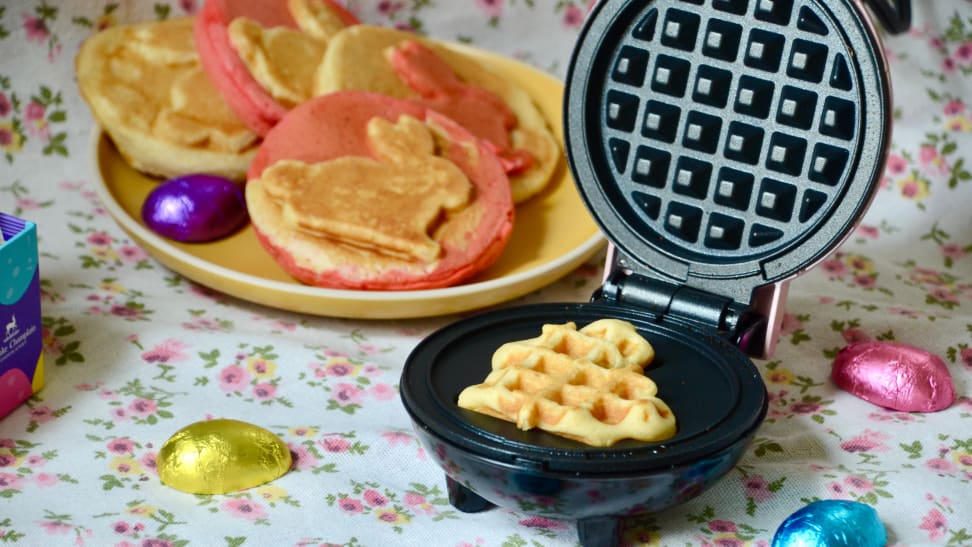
[
  {"x1": 142, "y1": 174, "x2": 247, "y2": 242},
  {"x1": 831, "y1": 340, "x2": 955, "y2": 412}
]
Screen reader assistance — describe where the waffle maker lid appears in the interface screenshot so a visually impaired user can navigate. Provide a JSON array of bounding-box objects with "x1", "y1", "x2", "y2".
[{"x1": 565, "y1": 0, "x2": 890, "y2": 304}]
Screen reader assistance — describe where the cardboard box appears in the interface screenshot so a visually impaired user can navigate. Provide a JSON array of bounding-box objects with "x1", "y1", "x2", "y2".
[{"x1": 0, "y1": 213, "x2": 43, "y2": 419}]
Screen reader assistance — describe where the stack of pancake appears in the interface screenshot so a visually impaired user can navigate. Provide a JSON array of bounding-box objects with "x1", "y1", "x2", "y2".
[{"x1": 76, "y1": 0, "x2": 562, "y2": 290}]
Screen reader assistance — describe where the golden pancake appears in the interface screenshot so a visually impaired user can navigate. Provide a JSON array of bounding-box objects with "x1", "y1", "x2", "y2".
[
  {"x1": 76, "y1": 17, "x2": 258, "y2": 180},
  {"x1": 315, "y1": 24, "x2": 560, "y2": 204}
]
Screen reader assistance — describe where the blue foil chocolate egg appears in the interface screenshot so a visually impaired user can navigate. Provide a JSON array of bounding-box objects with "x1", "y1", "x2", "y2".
[
  {"x1": 772, "y1": 500, "x2": 887, "y2": 547},
  {"x1": 142, "y1": 174, "x2": 247, "y2": 242}
]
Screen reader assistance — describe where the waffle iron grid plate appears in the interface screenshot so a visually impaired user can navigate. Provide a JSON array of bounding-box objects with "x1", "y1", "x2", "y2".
[{"x1": 565, "y1": 0, "x2": 890, "y2": 302}]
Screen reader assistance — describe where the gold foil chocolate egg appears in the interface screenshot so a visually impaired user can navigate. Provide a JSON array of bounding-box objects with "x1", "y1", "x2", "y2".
[{"x1": 157, "y1": 419, "x2": 292, "y2": 494}]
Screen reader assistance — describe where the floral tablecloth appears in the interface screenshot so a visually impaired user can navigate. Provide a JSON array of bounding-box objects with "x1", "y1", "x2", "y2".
[{"x1": 1, "y1": 1, "x2": 971, "y2": 546}]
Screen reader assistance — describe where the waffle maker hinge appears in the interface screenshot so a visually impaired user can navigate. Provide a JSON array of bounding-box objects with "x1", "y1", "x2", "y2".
[{"x1": 593, "y1": 268, "x2": 770, "y2": 359}]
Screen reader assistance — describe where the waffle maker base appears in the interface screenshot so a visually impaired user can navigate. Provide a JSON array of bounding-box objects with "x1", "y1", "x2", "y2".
[{"x1": 400, "y1": 302, "x2": 767, "y2": 547}]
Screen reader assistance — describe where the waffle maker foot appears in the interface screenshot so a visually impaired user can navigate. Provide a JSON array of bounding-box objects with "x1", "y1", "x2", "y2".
[{"x1": 447, "y1": 476, "x2": 494, "y2": 513}]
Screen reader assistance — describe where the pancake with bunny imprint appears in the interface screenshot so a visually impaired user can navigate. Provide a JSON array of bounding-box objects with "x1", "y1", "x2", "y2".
[
  {"x1": 194, "y1": 0, "x2": 359, "y2": 136},
  {"x1": 315, "y1": 24, "x2": 560, "y2": 204},
  {"x1": 246, "y1": 91, "x2": 515, "y2": 290}
]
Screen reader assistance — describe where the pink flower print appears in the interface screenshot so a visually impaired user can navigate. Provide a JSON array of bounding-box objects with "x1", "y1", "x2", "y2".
[
  {"x1": 741, "y1": 475, "x2": 773, "y2": 502},
  {"x1": 252, "y1": 382, "x2": 277, "y2": 400},
  {"x1": 708, "y1": 536, "x2": 745, "y2": 547},
  {"x1": 826, "y1": 480, "x2": 850, "y2": 499},
  {"x1": 841, "y1": 327, "x2": 871, "y2": 344},
  {"x1": 843, "y1": 474, "x2": 874, "y2": 493},
  {"x1": 820, "y1": 257, "x2": 847, "y2": 278},
  {"x1": 141, "y1": 539, "x2": 174, "y2": 547},
  {"x1": 333, "y1": 383, "x2": 364, "y2": 406},
  {"x1": 708, "y1": 520, "x2": 738, "y2": 533},
  {"x1": 929, "y1": 287, "x2": 959, "y2": 304},
  {"x1": 128, "y1": 398, "x2": 157, "y2": 417},
  {"x1": 919, "y1": 508, "x2": 948, "y2": 541},
  {"x1": 563, "y1": 5, "x2": 585, "y2": 28},
  {"x1": 87, "y1": 232, "x2": 113, "y2": 246},
  {"x1": 107, "y1": 437, "x2": 136, "y2": 455},
  {"x1": 959, "y1": 348, "x2": 972, "y2": 369},
  {"x1": 944, "y1": 99, "x2": 966, "y2": 115},
  {"x1": 363, "y1": 489, "x2": 389, "y2": 507},
  {"x1": 404, "y1": 492, "x2": 426, "y2": 507},
  {"x1": 119, "y1": 245, "x2": 148, "y2": 262},
  {"x1": 926, "y1": 458, "x2": 957, "y2": 473},
  {"x1": 0, "y1": 93, "x2": 10, "y2": 117},
  {"x1": 25, "y1": 102, "x2": 44, "y2": 122},
  {"x1": 38, "y1": 520, "x2": 72, "y2": 535},
  {"x1": 111, "y1": 521, "x2": 131, "y2": 535},
  {"x1": 111, "y1": 408, "x2": 128, "y2": 420},
  {"x1": 377, "y1": 1, "x2": 405, "y2": 16},
  {"x1": 287, "y1": 443, "x2": 318, "y2": 471},
  {"x1": 218, "y1": 365, "x2": 250, "y2": 392},
  {"x1": 15, "y1": 197, "x2": 42, "y2": 211},
  {"x1": 111, "y1": 304, "x2": 147, "y2": 320},
  {"x1": 885, "y1": 153, "x2": 907, "y2": 176},
  {"x1": 956, "y1": 42, "x2": 972, "y2": 64},
  {"x1": 220, "y1": 498, "x2": 268, "y2": 520},
  {"x1": 918, "y1": 145, "x2": 949, "y2": 176},
  {"x1": 21, "y1": 13, "x2": 49, "y2": 44},
  {"x1": 840, "y1": 429, "x2": 891, "y2": 453},
  {"x1": 26, "y1": 454, "x2": 47, "y2": 468},
  {"x1": 381, "y1": 431, "x2": 413, "y2": 446},
  {"x1": 852, "y1": 274, "x2": 876, "y2": 289},
  {"x1": 789, "y1": 401, "x2": 821, "y2": 415},
  {"x1": 33, "y1": 472, "x2": 58, "y2": 487},
  {"x1": 943, "y1": 57, "x2": 956, "y2": 72},
  {"x1": 0, "y1": 451, "x2": 16, "y2": 467},
  {"x1": 0, "y1": 472, "x2": 24, "y2": 489},
  {"x1": 941, "y1": 242, "x2": 966, "y2": 260},
  {"x1": 326, "y1": 361, "x2": 354, "y2": 376},
  {"x1": 476, "y1": 0, "x2": 503, "y2": 18},
  {"x1": 368, "y1": 383, "x2": 396, "y2": 401},
  {"x1": 29, "y1": 405, "x2": 55, "y2": 424},
  {"x1": 358, "y1": 343, "x2": 382, "y2": 355},
  {"x1": 141, "y1": 339, "x2": 190, "y2": 364},
  {"x1": 338, "y1": 497, "x2": 364, "y2": 514},
  {"x1": 855, "y1": 224, "x2": 879, "y2": 239},
  {"x1": 318, "y1": 436, "x2": 350, "y2": 453},
  {"x1": 140, "y1": 452, "x2": 158, "y2": 473}
]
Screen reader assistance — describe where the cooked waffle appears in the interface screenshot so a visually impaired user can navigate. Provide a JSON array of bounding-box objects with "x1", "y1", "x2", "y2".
[{"x1": 458, "y1": 320, "x2": 675, "y2": 447}]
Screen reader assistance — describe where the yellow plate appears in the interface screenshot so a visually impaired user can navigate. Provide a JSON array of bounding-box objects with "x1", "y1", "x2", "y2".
[{"x1": 88, "y1": 48, "x2": 604, "y2": 319}]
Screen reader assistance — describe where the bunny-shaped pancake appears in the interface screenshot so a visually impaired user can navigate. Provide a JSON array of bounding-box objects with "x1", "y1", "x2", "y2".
[
  {"x1": 246, "y1": 91, "x2": 514, "y2": 290},
  {"x1": 315, "y1": 25, "x2": 560, "y2": 204}
]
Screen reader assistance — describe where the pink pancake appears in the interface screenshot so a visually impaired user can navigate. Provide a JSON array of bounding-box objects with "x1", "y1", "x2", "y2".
[
  {"x1": 194, "y1": 0, "x2": 358, "y2": 136},
  {"x1": 248, "y1": 91, "x2": 514, "y2": 290}
]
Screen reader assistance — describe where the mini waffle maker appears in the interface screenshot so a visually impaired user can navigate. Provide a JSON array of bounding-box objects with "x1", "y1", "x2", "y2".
[{"x1": 400, "y1": 1, "x2": 909, "y2": 545}]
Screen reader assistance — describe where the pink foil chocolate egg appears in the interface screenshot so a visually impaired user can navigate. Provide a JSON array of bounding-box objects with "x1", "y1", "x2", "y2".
[
  {"x1": 142, "y1": 174, "x2": 247, "y2": 242},
  {"x1": 831, "y1": 340, "x2": 955, "y2": 412}
]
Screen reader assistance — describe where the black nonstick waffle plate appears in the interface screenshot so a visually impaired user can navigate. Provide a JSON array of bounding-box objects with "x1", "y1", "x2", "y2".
[{"x1": 565, "y1": 0, "x2": 891, "y2": 302}]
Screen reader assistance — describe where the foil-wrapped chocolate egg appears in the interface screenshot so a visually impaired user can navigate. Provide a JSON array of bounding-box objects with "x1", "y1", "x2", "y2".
[
  {"x1": 142, "y1": 174, "x2": 247, "y2": 242},
  {"x1": 772, "y1": 500, "x2": 886, "y2": 547},
  {"x1": 832, "y1": 340, "x2": 955, "y2": 412},
  {"x1": 157, "y1": 419, "x2": 292, "y2": 494}
]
